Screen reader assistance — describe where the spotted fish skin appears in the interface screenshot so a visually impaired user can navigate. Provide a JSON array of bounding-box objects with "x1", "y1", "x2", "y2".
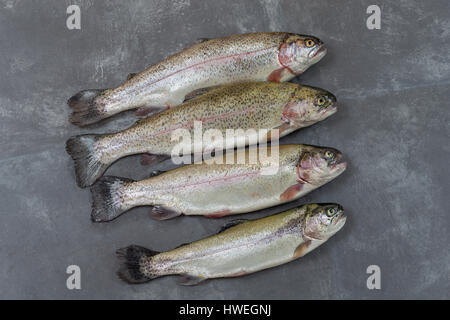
[
  {"x1": 98, "y1": 82, "x2": 337, "y2": 161},
  {"x1": 68, "y1": 32, "x2": 327, "y2": 126},
  {"x1": 66, "y1": 82, "x2": 338, "y2": 188},
  {"x1": 116, "y1": 203, "x2": 346, "y2": 285},
  {"x1": 90, "y1": 145, "x2": 347, "y2": 222}
]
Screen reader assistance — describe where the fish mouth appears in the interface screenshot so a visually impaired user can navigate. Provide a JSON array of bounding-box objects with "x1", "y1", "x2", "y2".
[
  {"x1": 331, "y1": 153, "x2": 347, "y2": 171},
  {"x1": 320, "y1": 103, "x2": 338, "y2": 118},
  {"x1": 332, "y1": 213, "x2": 346, "y2": 231},
  {"x1": 332, "y1": 161, "x2": 347, "y2": 171},
  {"x1": 309, "y1": 45, "x2": 327, "y2": 59},
  {"x1": 330, "y1": 203, "x2": 346, "y2": 229}
]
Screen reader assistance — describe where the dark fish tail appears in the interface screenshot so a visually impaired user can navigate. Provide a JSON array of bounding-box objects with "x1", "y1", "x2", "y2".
[
  {"x1": 116, "y1": 245, "x2": 160, "y2": 284},
  {"x1": 66, "y1": 134, "x2": 110, "y2": 188},
  {"x1": 90, "y1": 176, "x2": 134, "y2": 222},
  {"x1": 68, "y1": 89, "x2": 109, "y2": 126}
]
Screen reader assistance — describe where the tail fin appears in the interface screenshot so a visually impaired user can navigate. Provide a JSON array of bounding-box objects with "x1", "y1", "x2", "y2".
[
  {"x1": 66, "y1": 134, "x2": 110, "y2": 188},
  {"x1": 116, "y1": 245, "x2": 160, "y2": 284},
  {"x1": 90, "y1": 176, "x2": 134, "y2": 222},
  {"x1": 68, "y1": 89, "x2": 109, "y2": 126}
]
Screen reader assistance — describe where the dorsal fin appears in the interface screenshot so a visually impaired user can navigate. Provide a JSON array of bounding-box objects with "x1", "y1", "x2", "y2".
[
  {"x1": 174, "y1": 242, "x2": 191, "y2": 249},
  {"x1": 127, "y1": 73, "x2": 138, "y2": 81},
  {"x1": 217, "y1": 219, "x2": 248, "y2": 234},
  {"x1": 149, "y1": 170, "x2": 165, "y2": 177},
  {"x1": 183, "y1": 38, "x2": 212, "y2": 51},
  {"x1": 195, "y1": 38, "x2": 211, "y2": 44}
]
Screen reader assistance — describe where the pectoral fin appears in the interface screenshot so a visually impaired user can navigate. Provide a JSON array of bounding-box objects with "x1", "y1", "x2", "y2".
[
  {"x1": 280, "y1": 183, "x2": 304, "y2": 201},
  {"x1": 267, "y1": 67, "x2": 286, "y2": 82},
  {"x1": 293, "y1": 240, "x2": 312, "y2": 259},
  {"x1": 267, "y1": 122, "x2": 291, "y2": 140}
]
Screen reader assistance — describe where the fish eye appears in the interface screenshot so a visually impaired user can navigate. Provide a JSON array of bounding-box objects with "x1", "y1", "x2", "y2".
[
  {"x1": 305, "y1": 39, "x2": 315, "y2": 48},
  {"x1": 315, "y1": 96, "x2": 327, "y2": 106},
  {"x1": 325, "y1": 150, "x2": 334, "y2": 159},
  {"x1": 326, "y1": 208, "x2": 336, "y2": 217}
]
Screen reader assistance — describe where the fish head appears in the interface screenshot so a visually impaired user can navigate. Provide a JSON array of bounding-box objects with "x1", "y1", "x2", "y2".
[
  {"x1": 303, "y1": 203, "x2": 346, "y2": 240},
  {"x1": 296, "y1": 145, "x2": 347, "y2": 185},
  {"x1": 283, "y1": 86, "x2": 337, "y2": 127},
  {"x1": 279, "y1": 34, "x2": 327, "y2": 75}
]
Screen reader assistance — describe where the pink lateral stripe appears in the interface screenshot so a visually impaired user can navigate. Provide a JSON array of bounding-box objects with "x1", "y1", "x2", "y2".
[
  {"x1": 149, "y1": 164, "x2": 290, "y2": 193},
  {"x1": 141, "y1": 45, "x2": 278, "y2": 89}
]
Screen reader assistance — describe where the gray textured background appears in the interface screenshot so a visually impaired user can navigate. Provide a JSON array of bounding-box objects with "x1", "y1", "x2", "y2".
[{"x1": 0, "y1": 0, "x2": 449, "y2": 299}]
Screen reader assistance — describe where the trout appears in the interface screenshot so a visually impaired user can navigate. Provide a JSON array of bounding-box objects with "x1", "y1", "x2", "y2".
[
  {"x1": 66, "y1": 82, "x2": 337, "y2": 188},
  {"x1": 117, "y1": 203, "x2": 346, "y2": 285},
  {"x1": 90, "y1": 144, "x2": 346, "y2": 222},
  {"x1": 68, "y1": 32, "x2": 327, "y2": 126}
]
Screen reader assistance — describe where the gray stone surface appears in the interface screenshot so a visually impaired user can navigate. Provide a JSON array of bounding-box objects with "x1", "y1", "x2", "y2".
[{"x1": 0, "y1": 0, "x2": 449, "y2": 299}]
